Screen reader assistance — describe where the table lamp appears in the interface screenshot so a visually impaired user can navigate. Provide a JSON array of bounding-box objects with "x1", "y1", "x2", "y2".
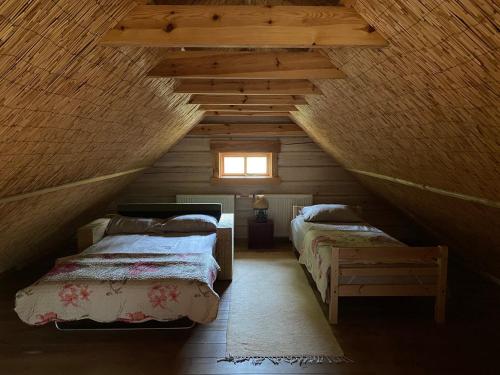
[{"x1": 253, "y1": 195, "x2": 269, "y2": 223}]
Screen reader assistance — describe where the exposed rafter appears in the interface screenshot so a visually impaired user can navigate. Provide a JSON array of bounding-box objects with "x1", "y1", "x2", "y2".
[
  {"x1": 199, "y1": 105, "x2": 297, "y2": 112},
  {"x1": 189, "y1": 123, "x2": 305, "y2": 137},
  {"x1": 176, "y1": 79, "x2": 322, "y2": 96},
  {"x1": 148, "y1": 51, "x2": 345, "y2": 79},
  {"x1": 100, "y1": 5, "x2": 387, "y2": 48},
  {"x1": 203, "y1": 111, "x2": 291, "y2": 117},
  {"x1": 189, "y1": 95, "x2": 307, "y2": 106}
]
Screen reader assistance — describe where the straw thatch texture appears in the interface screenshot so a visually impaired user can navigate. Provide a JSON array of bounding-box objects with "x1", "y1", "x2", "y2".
[
  {"x1": 292, "y1": 0, "x2": 499, "y2": 276},
  {"x1": 0, "y1": 0, "x2": 202, "y2": 271},
  {"x1": 0, "y1": 0, "x2": 498, "y2": 279}
]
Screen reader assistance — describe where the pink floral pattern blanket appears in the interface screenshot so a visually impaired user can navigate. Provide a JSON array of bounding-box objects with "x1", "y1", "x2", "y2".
[{"x1": 15, "y1": 234, "x2": 220, "y2": 325}]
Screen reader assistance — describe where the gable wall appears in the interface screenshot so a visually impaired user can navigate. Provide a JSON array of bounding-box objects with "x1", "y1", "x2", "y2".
[{"x1": 117, "y1": 135, "x2": 418, "y2": 241}]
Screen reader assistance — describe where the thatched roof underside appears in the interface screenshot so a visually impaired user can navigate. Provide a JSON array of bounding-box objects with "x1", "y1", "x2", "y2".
[{"x1": 0, "y1": 1, "x2": 498, "y2": 277}]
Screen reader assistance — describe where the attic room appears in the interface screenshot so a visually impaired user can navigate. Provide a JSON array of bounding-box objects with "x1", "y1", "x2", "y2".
[{"x1": 0, "y1": 0, "x2": 498, "y2": 374}]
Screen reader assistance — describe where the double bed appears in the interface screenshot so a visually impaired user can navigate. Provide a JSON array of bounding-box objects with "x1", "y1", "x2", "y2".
[
  {"x1": 15, "y1": 203, "x2": 234, "y2": 327},
  {"x1": 291, "y1": 205, "x2": 448, "y2": 324}
]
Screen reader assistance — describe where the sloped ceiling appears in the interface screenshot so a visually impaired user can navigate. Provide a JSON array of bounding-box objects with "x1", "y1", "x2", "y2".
[
  {"x1": 293, "y1": 0, "x2": 500, "y2": 277},
  {"x1": 0, "y1": 0, "x2": 202, "y2": 271},
  {"x1": 0, "y1": 0, "x2": 498, "y2": 278}
]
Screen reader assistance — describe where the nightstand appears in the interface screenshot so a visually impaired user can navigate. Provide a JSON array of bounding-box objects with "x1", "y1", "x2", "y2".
[{"x1": 247, "y1": 218, "x2": 274, "y2": 249}]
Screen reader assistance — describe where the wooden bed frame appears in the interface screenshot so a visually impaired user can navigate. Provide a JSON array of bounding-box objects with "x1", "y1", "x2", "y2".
[{"x1": 292, "y1": 206, "x2": 448, "y2": 324}]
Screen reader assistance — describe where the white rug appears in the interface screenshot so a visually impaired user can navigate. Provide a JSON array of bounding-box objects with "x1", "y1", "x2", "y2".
[{"x1": 223, "y1": 251, "x2": 348, "y2": 365}]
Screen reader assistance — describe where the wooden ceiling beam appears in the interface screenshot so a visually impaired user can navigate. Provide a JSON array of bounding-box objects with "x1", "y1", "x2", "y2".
[
  {"x1": 147, "y1": 51, "x2": 345, "y2": 79},
  {"x1": 189, "y1": 95, "x2": 307, "y2": 106},
  {"x1": 203, "y1": 111, "x2": 291, "y2": 117},
  {"x1": 199, "y1": 105, "x2": 297, "y2": 112},
  {"x1": 100, "y1": 5, "x2": 387, "y2": 48},
  {"x1": 189, "y1": 123, "x2": 305, "y2": 137},
  {"x1": 176, "y1": 79, "x2": 321, "y2": 96}
]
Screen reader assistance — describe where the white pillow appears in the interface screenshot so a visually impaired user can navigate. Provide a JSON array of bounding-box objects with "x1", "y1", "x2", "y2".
[
  {"x1": 164, "y1": 214, "x2": 218, "y2": 233},
  {"x1": 301, "y1": 204, "x2": 362, "y2": 223}
]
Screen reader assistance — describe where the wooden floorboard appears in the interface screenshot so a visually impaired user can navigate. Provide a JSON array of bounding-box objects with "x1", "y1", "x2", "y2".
[{"x1": 1, "y1": 245, "x2": 499, "y2": 374}]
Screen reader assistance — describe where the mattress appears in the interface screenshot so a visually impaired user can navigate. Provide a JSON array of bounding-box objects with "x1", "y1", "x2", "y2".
[
  {"x1": 15, "y1": 233, "x2": 220, "y2": 325},
  {"x1": 292, "y1": 215, "x2": 435, "y2": 302}
]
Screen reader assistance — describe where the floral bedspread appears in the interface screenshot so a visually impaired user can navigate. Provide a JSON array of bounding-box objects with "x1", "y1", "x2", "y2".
[
  {"x1": 15, "y1": 234, "x2": 220, "y2": 325},
  {"x1": 299, "y1": 227, "x2": 403, "y2": 302}
]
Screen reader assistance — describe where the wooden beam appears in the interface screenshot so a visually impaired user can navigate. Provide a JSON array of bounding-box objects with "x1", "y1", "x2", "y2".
[
  {"x1": 204, "y1": 111, "x2": 291, "y2": 117},
  {"x1": 199, "y1": 105, "x2": 297, "y2": 112},
  {"x1": 100, "y1": 5, "x2": 387, "y2": 48},
  {"x1": 147, "y1": 51, "x2": 345, "y2": 79},
  {"x1": 176, "y1": 79, "x2": 321, "y2": 96},
  {"x1": 189, "y1": 95, "x2": 307, "y2": 106},
  {"x1": 339, "y1": 284, "x2": 437, "y2": 297},
  {"x1": 189, "y1": 123, "x2": 305, "y2": 137}
]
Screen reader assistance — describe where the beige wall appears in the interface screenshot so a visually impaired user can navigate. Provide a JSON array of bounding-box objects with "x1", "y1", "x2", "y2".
[{"x1": 118, "y1": 135, "x2": 417, "y2": 240}]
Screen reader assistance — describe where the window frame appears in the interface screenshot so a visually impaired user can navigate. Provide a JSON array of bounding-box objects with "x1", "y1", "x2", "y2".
[
  {"x1": 210, "y1": 141, "x2": 281, "y2": 185},
  {"x1": 219, "y1": 152, "x2": 273, "y2": 178}
]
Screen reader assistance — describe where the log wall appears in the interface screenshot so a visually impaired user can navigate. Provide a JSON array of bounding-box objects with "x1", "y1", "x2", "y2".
[{"x1": 118, "y1": 135, "x2": 417, "y2": 240}]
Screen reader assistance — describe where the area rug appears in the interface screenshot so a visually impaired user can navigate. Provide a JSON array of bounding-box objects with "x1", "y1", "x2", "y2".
[{"x1": 222, "y1": 251, "x2": 349, "y2": 365}]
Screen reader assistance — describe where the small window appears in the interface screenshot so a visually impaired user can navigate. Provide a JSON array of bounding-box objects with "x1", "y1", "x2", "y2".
[
  {"x1": 210, "y1": 141, "x2": 281, "y2": 184},
  {"x1": 220, "y1": 152, "x2": 272, "y2": 178}
]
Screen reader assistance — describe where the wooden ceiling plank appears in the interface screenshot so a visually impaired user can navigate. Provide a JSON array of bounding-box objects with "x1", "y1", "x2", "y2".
[
  {"x1": 189, "y1": 123, "x2": 305, "y2": 137},
  {"x1": 147, "y1": 51, "x2": 345, "y2": 79},
  {"x1": 100, "y1": 5, "x2": 387, "y2": 48},
  {"x1": 176, "y1": 79, "x2": 322, "y2": 96},
  {"x1": 189, "y1": 95, "x2": 307, "y2": 105},
  {"x1": 199, "y1": 104, "x2": 297, "y2": 112},
  {"x1": 203, "y1": 111, "x2": 291, "y2": 117}
]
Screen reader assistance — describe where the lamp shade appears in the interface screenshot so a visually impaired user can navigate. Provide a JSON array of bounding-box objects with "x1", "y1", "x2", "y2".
[{"x1": 253, "y1": 195, "x2": 269, "y2": 209}]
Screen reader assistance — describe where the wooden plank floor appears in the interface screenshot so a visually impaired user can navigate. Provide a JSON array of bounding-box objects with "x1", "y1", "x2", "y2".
[{"x1": 1, "y1": 244, "x2": 499, "y2": 375}]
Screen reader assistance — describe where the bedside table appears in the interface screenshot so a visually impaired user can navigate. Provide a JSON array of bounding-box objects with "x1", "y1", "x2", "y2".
[{"x1": 247, "y1": 218, "x2": 274, "y2": 249}]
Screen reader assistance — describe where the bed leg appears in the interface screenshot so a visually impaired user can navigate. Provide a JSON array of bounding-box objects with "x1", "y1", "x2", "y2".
[
  {"x1": 434, "y1": 246, "x2": 448, "y2": 323},
  {"x1": 329, "y1": 248, "x2": 340, "y2": 324}
]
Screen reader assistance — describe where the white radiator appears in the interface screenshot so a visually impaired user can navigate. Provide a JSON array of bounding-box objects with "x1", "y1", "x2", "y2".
[
  {"x1": 266, "y1": 194, "x2": 313, "y2": 237},
  {"x1": 176, "y1": 195, "x2": 235, "y2": 213}
]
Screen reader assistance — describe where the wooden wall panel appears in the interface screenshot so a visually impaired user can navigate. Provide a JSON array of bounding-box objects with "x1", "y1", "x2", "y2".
[{"x1": 118, "y1": 136, "x2": 417, "y2": 240}]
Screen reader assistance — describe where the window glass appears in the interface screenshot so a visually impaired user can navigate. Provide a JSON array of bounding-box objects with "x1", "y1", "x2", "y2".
[
  {"x1": 246, "y1": 156, "x2": 268, "y2": 174},
  {"x1": 220, "y1": 153, "x2": 272, "y2": 177},
  {"x1": 223, "y1": 156, "x2": 245, "y2": 174}
]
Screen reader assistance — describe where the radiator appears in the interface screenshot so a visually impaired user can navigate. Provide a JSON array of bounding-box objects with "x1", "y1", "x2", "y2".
[
  {"x1": 266, "y1": 194, "x2": 313, "y2": 237},
  {"x1": 176, "y1": 195, "x2": 235, "y2": 214}
]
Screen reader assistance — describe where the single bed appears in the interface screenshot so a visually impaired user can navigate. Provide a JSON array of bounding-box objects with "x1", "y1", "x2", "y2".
[
  {"x1": 291, "y1": 206, "x2": 448, "y2": 324},
  {"x1": 15, "y1": 203, "x2": 234, "y2": 326}
]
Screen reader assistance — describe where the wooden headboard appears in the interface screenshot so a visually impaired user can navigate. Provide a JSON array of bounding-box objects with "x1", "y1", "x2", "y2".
[{"x1": 117, "y1": 203, "x2": 223, "y2": 221}]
